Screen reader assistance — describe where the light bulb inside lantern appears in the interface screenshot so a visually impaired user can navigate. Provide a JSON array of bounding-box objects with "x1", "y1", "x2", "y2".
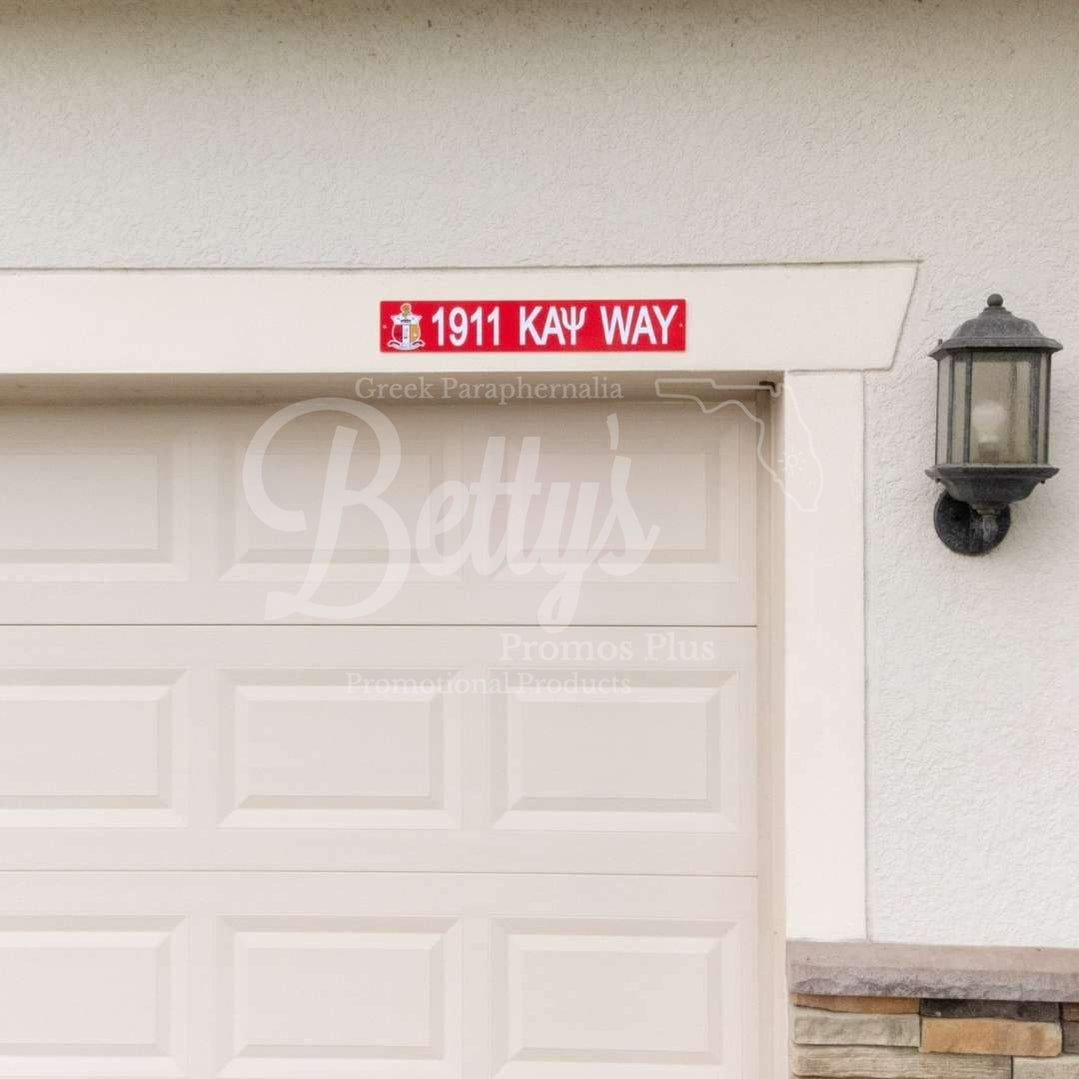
[{"x1": 970, "y1": 399, "x2": 1009, "y2": 463}]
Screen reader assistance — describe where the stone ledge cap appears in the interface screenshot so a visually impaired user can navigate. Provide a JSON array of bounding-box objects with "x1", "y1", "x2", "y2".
[{"x1": 789, "y1": 940, "x2": 1079, "y2": 1002}]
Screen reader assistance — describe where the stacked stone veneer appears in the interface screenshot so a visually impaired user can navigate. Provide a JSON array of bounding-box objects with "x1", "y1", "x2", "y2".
[{"x1": 791, "y1": 995, "x2": 1079, "y2": 1077}]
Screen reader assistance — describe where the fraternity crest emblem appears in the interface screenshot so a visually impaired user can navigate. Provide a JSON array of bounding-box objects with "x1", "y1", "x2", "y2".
[{"x1": 387, "y1": 302, "x2": 424, "y2": 351}]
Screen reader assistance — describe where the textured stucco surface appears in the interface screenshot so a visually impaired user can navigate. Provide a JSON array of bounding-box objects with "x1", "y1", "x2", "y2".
[{"x1": 4, "y1": 0, "x2": 1079, "y2": 945}]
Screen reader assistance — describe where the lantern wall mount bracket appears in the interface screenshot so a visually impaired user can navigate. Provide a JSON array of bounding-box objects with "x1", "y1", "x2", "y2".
[{"x1": 929, "y1": 489, "x2": 1010, "y2": 556}]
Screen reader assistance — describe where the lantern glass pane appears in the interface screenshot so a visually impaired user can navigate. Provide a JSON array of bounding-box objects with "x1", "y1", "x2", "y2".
[
  {"x1": 948, "y1": 351, "x2": 970, "y2": 463},
  {"x1": 936, "y1": 357, "x2": 951, "y2": 463},
  {"x1": 968, "y1": 350, "x2": 1038, "y2": 464},
  {"x1": 1038, "y1": 353, "x2": 1051, "y2": 463}
]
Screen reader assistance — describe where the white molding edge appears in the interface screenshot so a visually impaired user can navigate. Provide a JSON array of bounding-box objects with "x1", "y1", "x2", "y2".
[
  {"x1": 783, "y1": 371, "x2": 867, "y2": 940},
  {"x1": 0, "y1": 263, "x2": 916, "y2": 375}
]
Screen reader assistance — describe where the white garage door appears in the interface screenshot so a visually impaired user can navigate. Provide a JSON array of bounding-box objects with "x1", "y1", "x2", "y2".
[{"x1": 0, "y1": 396, "x2": 766, "y2": 1078}]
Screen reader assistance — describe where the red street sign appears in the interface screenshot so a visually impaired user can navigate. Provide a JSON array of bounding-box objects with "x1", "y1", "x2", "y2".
[{"x1": 380, "y1": 299, "x2": 686, "y2": 353}]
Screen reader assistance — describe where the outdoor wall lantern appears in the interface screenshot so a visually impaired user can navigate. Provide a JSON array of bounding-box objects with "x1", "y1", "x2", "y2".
[{"x1": 928, "y1": 294, "x2": 1060, "y2": 554}]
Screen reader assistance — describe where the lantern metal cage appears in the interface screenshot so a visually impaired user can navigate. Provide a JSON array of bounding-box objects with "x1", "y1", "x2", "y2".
[{"x1": 927, "y1": 294, "x2": 1060, "y2": 554}]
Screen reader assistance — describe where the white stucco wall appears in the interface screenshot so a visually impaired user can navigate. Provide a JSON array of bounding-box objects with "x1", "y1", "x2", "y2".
[{"x1": 4, "y1": 0, "x2": 1079, "y2": 947}]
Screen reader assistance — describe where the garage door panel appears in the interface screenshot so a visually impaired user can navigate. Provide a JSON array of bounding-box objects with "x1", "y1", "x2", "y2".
[
  {"x1": 0, "y1": 400, "x2": 756, "y2": 624},
  {"x1": 0, "y1": 431, "x2": 190, "y2": 583},
  {"x1": 0, "y1": 627, "x2": 756, "y2": 875},
  {"x1": 219, "y1": 407, "x2": 461, "y2": 581},
  {"x1": 0, "y1": 670, "x2": 188, "y2": 828},
  {"x1": 491, "y1": 675, "x2": 750, "y2": 836},
  {"x1": 466, "y1": 402, "x2": 753, "y2": 591},
  {"x1": 218, "y1": 917, "x2": 462, "y2": 1079},
  {"x1": 493, "y1": 918, "x2": 752, "y2": 1079},
  {"x1": 0, "y1": 915, "x2": 186, "y2": 1078},
  {"x1": 0, "y1": 873, "x2": 756, "y2": 1079},
  {"x1": 219, "y1": 667, "x2": 463, "y2": 831}
]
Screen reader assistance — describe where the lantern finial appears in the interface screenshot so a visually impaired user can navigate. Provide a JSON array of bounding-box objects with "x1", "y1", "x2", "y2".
[{"x1": 987, "y1": 293, "x2": 1004, "y2": 308}]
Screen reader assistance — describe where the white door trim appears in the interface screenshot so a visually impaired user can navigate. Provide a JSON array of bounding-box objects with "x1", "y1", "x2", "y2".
[
  {"x1": 780, "y1": 371, "x2": 869, "y2": 941},
  {"x1": 0, "y1": 263, "x2": 913, "y2": 375}
]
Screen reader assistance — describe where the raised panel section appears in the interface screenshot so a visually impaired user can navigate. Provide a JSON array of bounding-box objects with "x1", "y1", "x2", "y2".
[
  {"x1": 219, "y1": 670, "x2": 462, "y2": 829},
  {"x1": 220, "y1": 406, "x2": 462, "y2": 587},
  {"x1": 468, "y1": 400, "x2": 754, "y2": 591},
  {"x1": 493, "y1": 919, "x2": 750, "y2": 1078},
  {"x1": 219, "y1": 918, "x2": 460, "y2": 1078},
  {"x1": 0, "y1": 916, "x2": 185, "y2": 1078},
  {"x1": 0, "y1": 673, "x2": 186, "y2": 827},
  {"x1": 0, "y1": 418, "x2": 188, "y2": 583},
  {"x1": 492, "y1": 671, "x2": 750, "y2": 835},
  {"x1": 0, "y1": 453, "x2": 159, "y2": 551}
]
